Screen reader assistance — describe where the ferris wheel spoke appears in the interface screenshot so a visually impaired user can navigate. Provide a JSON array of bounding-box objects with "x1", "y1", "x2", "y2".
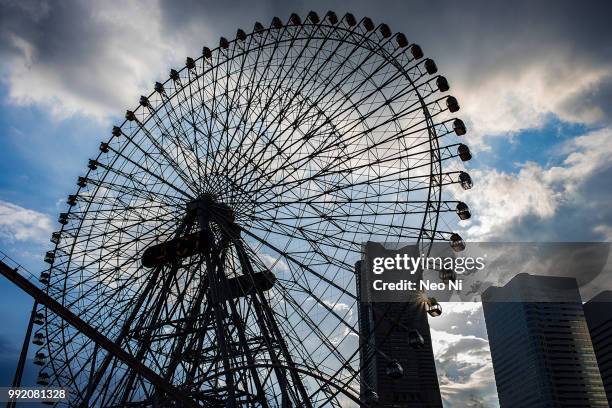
[
  {"x1": 214, "y1": 31, "x2": 289, "y2": 179},
  {"x1": 168, "y1": 67, "x2": 212, "y2": 189},
  {"x1": 76, "y1": 166, "x2": 186, "y2": 207},
  {"x1": 251, "y1": 213, "x2": 431, "y2": 244},
  {"x1": 198, "y1": 36, "x2": 268, "y2": 191},
  {"x1": 37, "y1": 13, "x2": 472, "y2": 407},
  {"x1": 239, "y1": 34, "x2": 422, "y2": 184},
  {"x1": 210, "y1": 25, "x2": 306, "y2": 173},
  {"x1": 224, "y1": 25, "x2": 379, "y2": 188},
  {"x1": 220, "y1": 33, "x2": 322, "y2": 189},
  {"x1": 141, "y1": 98, "x2": 202, "y2": 187},
  {"x1": 101, "y1": 143, "x2": 194, "y2": 199},
  {"x1": 245, "y1": 219, "x2": 357, "y2": 269},
  {"x1": 237, "y1": 224, "x2": 358, "y2": 303},
  {"x1": 152, "y1": 91, "x2": 205, "y2": 185},
  {"x1": 187, "y1": 70, "x2": 212, "y2": 190},
  {"x1": 107, "y1": 137, "x2": 195, "y2": 201},
  {"x1": 241, "y1": 197, "x2": 457, "y2": 219},
  {"x1": 208, "y1": 43, "x2": 257, "y2": 182},
  {"x1": 53, "y1": 215, "x2": 180, "y2": 297},
  {"x1": 247, "y1": 158, "x2": 450, "y2": 206},
  {"x1": 272, "y1": 278, "x2": 358, "y2": 369},
  {"x1": 237, "y1": 110, "x2": 423, "y2": 202},
  {"x1": 119, "y1": 117, "x2": 198, "y2": 194},
  {"x1": 211, "y1": 210, "x2": 329, "y2": 403},
  {"x1": 251, "y1": 71, "x2": 446, "y2": 190},
  {"x1": 77, "y1": 261, "x2": 172, "y2": 406},
  {"x1": 286, "y1": 276, "x2": 358, "y2": 341},
  {"x1": 240, "y1": 247, "x2": 350, "y2": 394},
  {"x1": 253, "y1": 203, "x2": 437, "y2": 222},
  {"x1": 245, "y1": 99, "x2": 442, "y2": 199},
  {"x1": 276, "y1": 285, "x2": 358, "y2": 378},
  {"x1": 246, "y1": 218, "x2": 360, "y2": 260}
]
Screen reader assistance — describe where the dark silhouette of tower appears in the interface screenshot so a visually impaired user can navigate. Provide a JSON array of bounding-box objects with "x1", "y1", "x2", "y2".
[
  {"x1": 584, "y1": 290, "x2": 612, "y2": 404},
  {"x1": 482, "y1": 274, "x2": 608, "y2": 407},
  {"x1": 357, "y1": 242, "x2": 443, "y2": 407}
]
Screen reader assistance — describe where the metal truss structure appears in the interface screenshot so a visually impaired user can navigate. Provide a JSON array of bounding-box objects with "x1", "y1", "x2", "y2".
[{"x1": 3, "y1": 11, "x2": 472, "y2": 407}]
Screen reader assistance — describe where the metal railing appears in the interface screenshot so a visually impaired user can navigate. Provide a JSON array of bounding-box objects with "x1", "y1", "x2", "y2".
[{"x1": 0, "y1": 248, "x2": 38, "y2": 282}]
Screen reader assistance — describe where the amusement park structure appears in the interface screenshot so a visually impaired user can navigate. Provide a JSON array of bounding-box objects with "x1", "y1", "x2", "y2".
[{"x1": 1, "y1": 11, "x2": 472, "y2": 407}]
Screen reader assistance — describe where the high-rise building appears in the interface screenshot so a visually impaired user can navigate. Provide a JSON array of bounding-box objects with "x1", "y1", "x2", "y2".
[
  {"x1": 482, "y1": 273, "x2": 608, "y2": 407},
  {"x1": 584, "y1": 290, "x2": 612, "y2": 404},
  {"x1": 357, "y1": 242, "x2": 443, "y2": 407}
]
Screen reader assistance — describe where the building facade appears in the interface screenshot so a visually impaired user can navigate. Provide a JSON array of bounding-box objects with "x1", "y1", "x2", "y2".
[
  {"x1": 584, "y1": 290, "x2": 612, "y2": 404},
  {"x1": 357, "y1": 242, "x2": 443, "y2": 407},
  {"x1": 482, "y1": 274, "x2": 608, "y2": 407}
]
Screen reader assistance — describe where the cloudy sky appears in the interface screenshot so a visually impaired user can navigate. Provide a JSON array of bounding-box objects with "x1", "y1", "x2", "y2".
[{"x1": 0, "y1": 0, "x2": 611, "y2": 406}]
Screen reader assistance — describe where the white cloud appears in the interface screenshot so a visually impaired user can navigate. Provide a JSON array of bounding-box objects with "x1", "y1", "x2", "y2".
[
  {"x1": 458, "y1": 127, "x2": 612, "y2": 240},
  {"x1": 257, "y1": 252, "x2": 290, "y2": 273},
  {"x1": 322, "y1": 299, "x2": 352, "y2": 313},
  {"x1": 547, "y1": 127, "x2": 612, "y2": 190},
  {"x1": 1, "y1": 0, "x2": 199, "y2": 120},
  {"x1": 454, "y1": 54, "x2": 611, "y2": 145},
  {"x1": 459, "y1": 164, "x2": 558, "y2": 239},
  {"x1": 0, "y1": 200, "x2": 53, "y2": 243},
  {"x1": 593, "y1": 225, "x2": 612, "y2": 241},
  {"x1": 441, "y1": 302, "x2": 482, "y2": 317},
  {"x1": 439, "y1": 364, "x2": 499, "y2": 408},
  {"x1": 431, "y1": 328, "x2": 499, "y2": 407},
  {"x1": 2, "y1": 1, "x2": 611, "y2": 135}
]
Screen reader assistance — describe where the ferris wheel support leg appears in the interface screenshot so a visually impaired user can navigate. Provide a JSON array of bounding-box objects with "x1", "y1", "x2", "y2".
[
  {"x1": 202, "y1": 245, "x2": 238, "y2": 407},
  {"x1": 116, "y1": 262, "x2": 186, "y2": 407},
  {"x1": 79, "y1": 264, "x2": 165, "y2": 407},
  {"x1": 7, "y1": 300, "x2": 37, "y2": 408},
  {"x1": 160, "y1": 262, "x2": 210, "y2": 383},
  {"x1": 83, "y1": 343, "x2": 99, "y2": 404},
  {"x1": 234, "y1": 241, "x2": 314, "y2": 408},
  {"x1": 208, "y1": 210, "x2": 293, "y2": 406},
  {"x1": 246, "y1": 292, "x2": 294, "y2": 407},
  {"x1": 0, "y1": 260, "x2": 195, "y2": 408},
  {"x1": 223, "y1": 285, "x2": 272, "y2": 408}
]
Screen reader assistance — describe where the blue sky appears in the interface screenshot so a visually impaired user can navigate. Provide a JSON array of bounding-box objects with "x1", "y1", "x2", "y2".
[{"x1": 1, "y1": 0, "x2": 611, "y2": 406}]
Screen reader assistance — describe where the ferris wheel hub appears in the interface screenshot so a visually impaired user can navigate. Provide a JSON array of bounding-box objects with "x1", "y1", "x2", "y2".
[{"x1": 188, "y1": 195, "x2": 236, "y2": 224}]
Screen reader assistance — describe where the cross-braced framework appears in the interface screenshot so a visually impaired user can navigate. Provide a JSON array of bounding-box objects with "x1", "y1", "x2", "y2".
[{"x1": 29, "y1": 11, "x2": 473, "y2": 407}]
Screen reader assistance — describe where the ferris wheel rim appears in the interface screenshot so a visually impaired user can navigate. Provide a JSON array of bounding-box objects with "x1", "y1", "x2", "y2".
[{"x1": 36, "y1": 11, "x2": 472, "y2": 407}]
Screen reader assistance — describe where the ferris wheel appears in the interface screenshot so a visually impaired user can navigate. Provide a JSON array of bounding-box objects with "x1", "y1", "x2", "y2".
[{"x1": 31, "y1": 11, "x2": 472, "y2": 407}]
